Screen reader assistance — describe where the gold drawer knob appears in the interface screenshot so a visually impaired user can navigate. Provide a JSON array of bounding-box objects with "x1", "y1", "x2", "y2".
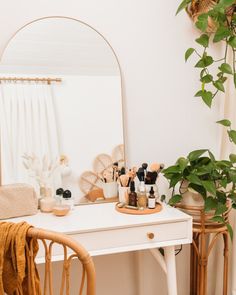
[{"x1": 147, "y1": 232, "x2": 155, "y2": 239}]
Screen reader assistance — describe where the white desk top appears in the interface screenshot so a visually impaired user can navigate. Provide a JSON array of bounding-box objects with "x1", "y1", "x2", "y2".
[{"x1": 7, "y1": 202, "x2": 192, "y2": 235}]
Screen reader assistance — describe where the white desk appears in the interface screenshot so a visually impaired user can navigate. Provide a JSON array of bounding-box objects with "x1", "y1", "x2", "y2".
[{"x1": 8, "y1": 202, "x2": 192, "y2": 295}]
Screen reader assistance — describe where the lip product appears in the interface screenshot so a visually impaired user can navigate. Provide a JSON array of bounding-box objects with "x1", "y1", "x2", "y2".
[
  {"x1": 128, "y1": 181, "x2": 137, "y2": 207},
  {"x1": 148, "y1": 186, "x2": 156, "y2": 209},
  {"x1": 137, "y1": 176, "x2": 147, "y2": 209}
]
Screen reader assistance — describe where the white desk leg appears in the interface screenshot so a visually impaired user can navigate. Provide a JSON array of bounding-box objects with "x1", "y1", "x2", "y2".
[{"x1": 164, "y1": 246, "x2": 178, "y2": 295}]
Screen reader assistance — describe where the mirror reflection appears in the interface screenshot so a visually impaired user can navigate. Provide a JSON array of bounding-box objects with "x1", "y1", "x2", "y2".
[{"x1": 0, "y1": 17, "x2": 124, "y2": 205}]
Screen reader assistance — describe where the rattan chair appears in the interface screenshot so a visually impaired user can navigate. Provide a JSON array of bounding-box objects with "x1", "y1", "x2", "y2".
[{"x1": 27, "y1": 227, "x2": 96, "y2": 295}]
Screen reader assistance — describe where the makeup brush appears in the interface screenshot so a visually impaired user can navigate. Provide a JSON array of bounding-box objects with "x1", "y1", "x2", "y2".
[
  {"x1": 137, "y1": 167, "x2": 145, "y2": 181},
  {"x1": 142, "y1": 163, "x2": 148, "y2": 179},
  {"x1": 150, "y1": 163, "x2": 161, "y2": 172},
  {"x1": 150, "y1": 163, "x2": 165, "y2": 173},
  {"x1": 119, "y1": 167, "x2": 126, "y2": 176}
]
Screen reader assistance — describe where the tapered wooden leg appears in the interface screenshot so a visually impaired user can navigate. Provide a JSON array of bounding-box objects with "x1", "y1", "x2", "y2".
[
  {"x1": 223, "y1": 232, "x2": 229, "y2": 295},
  {"x1": 190, "y1": 233, "x2": 199, "y2": 295}
]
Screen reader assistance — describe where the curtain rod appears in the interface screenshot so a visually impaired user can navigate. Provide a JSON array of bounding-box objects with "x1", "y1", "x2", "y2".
[{"x1": 0, "y1": 77, "x2": 62, "y2": 84}]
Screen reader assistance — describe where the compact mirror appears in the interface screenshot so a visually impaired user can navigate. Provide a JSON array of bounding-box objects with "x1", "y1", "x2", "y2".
[{"x1": 0, "y1": 17, "x2": 124, "y2": 204}]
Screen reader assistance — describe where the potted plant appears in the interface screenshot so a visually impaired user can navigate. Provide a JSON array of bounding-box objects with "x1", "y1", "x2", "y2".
[{"x1": 162, "y1": 149, "x2": 236, "y2": 236}]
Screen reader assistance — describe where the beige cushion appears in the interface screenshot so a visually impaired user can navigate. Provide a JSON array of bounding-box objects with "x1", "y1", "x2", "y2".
[{"x1": 0, "y1": 184, "x2": 38, "y2": 219}]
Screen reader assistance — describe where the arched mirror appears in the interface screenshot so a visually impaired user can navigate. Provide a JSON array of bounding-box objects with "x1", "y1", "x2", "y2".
[{"x1": 0, "y1": 17, "x2": 124, "y2": 205}]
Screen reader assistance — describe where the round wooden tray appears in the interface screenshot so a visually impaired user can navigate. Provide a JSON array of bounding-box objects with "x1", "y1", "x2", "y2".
[{"x1": 115, "y1": 202, "x2": 162, "y2": 215}]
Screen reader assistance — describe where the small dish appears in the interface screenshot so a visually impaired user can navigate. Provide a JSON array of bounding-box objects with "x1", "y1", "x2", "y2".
[{"x1": 52, "y1": 205, "x2": 70, "y2": 216}]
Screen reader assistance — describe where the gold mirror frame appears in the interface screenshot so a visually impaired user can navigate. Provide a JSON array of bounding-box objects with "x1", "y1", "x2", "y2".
[{"x1": 0, "y1": 16, "x2": 126, "y2": 205}]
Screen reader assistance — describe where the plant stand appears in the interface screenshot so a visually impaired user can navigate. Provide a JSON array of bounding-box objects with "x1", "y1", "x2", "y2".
[{"x1": 176, "y1": 204, "x2": 229, "y2": 295}]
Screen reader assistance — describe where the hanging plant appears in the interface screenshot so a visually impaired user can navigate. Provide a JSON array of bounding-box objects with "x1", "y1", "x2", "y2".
[{"x1": 177, "y1": 0, "x2": 236, "y2": 142}]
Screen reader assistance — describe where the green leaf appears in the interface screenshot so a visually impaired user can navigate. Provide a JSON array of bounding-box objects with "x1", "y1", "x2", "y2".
[
  {"x1": 169, "y1": 174, "x2": 183, "y2": 188},
  {"x1": 208, "y1": 150, "x2": 215, "y2": 161},
  {"x1": 188, "y1": 183, "x2": 207, "y2": 198},
  {"x1": 216, "y1": 119, "x2": 231, "y2": 127},
  {"x1": 195, "y1": 14, "x2": 208, "y2": 32},
  {"x1": 196, "y1": 34, "x2": 209, "y2": 47},
  {"x1": 234, "y1": 73, "x2": 236, "y2": 89},
  {"x1": 215, "y1": 203, "x2": 228, "y2": 215},
  {"x1": 186, "y1": 174, "x2": 202, "y2": 186},
  {"x1": 202, "y1": 91, "x2": 213, "y2": 108},
  {"x1": 211, "y1": 215, "x2": 225, "y2": 223},
  {"x1": 185, "y1": 48, "x2": 195, "y2": 62},
  {"x1": 205, "y1": 196, "x2": 217, "y2": 211},
  {"x1": 195, "y1": 59, "x2": 205, "y2": 68},
  {"x1": 213, "y1": 80, "x2": 225, "y2": 92},
  {"x1": 195, "y1": 56, "x2": 214, "y2": 68},
  {"x1": 220, "y1": 178, "x2": 228, "y2": 188},
  {"x1": 163, "y1": 165, "x2": 181, "y2": 174},
  {"x1": 168, "y1": 194, "x2": 182, "y2": 205},
  {"x1": 226, "y1": 223, "x2": 233, "y2": 241},
  {"x1": 195, "y1": 90, "x2": 204, "y2": 97},
  {"x1": 228, "y1": 130, "x2": 236, "y2": 144},
  {"x1": 213, "y1": 26, "x2": 231, "y2": 42},
  {"x1": 228, "y1": 36, "x2": 236, "y2": 48},
  {"x1": 202, "y1": 180, "x2": 216, "y2": 195},
  {"x1": 177, "y1": 157, "x2": 189, "y2": 171},
  {"x1": 176, "y1": 0, "x2": 191, "y2": 15},
  {"x1": 218, "y1": 0, "x2": 235, "y2": 8},
  {"x1": 188, "y1": 149, "x2": 208, "y2": 161},
  {"x1": 204, "y1": 56, "x2": 214, "y2": 67},
  {"x1": 219, "y1": 63, "x2": 233, "y2": 74},
  {"x1": 201, "y1": 74, "x2": 213, "y2": 83},
  {"x1": 229, "y1": 153, "x2": 236, "y2": 163}
]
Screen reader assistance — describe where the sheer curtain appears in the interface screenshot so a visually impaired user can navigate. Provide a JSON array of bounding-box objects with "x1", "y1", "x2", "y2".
[{"x1": 0, "y1": 81, "x2": 61, "y2": 190}]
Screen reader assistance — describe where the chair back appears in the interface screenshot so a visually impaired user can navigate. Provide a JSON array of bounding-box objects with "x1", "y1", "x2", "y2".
[{"x1": 27, "y1": 228, "x2": 96, "y2": 295}]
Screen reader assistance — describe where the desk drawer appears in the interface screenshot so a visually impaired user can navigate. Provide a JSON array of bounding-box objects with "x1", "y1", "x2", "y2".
[
  {"x1": 72, "y1": 221, "x2": 187, "y2": 252},
  {"x1": 36, "y1": 221, "x2": 188, "y2": 261}
]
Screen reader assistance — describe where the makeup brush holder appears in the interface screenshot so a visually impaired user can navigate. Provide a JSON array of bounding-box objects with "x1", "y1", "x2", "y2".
[
  {"x1": 118, "y1": 185, "x2": 129, "y2": 203},
  {"x1": 102, "y1": 181, "x2": 118, "y2": 199},
  {"x1": 145, "y1": 184, "x2": 159, "y2": 201}
]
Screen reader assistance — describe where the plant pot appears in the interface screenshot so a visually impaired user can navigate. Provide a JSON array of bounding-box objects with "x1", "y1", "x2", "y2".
[{"x1": 178, "y1": 181, "x2": 229, "y2": 226}]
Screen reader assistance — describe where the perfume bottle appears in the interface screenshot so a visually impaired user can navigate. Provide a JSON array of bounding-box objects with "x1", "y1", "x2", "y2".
[
  {"x1": 137, "y1": 177, "x2": 147, "y2": 209},
  {"x1": 148, "y1": 186, "x2": 156, "y2": 209},
  {"x1": 128, "y1": 181, "x2": 137, "y2": 207}
]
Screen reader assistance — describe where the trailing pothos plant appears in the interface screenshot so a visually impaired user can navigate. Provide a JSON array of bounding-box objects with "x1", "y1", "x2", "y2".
[
  {"x1": 162, "y1": 149, "x2": 236, "y2": 238},
  {"x1": 177, "y1": 0, "x2": 236, "y2": 143},
  {"x1": 162, "y1": 0, "x2": 236, "y2": 238}
]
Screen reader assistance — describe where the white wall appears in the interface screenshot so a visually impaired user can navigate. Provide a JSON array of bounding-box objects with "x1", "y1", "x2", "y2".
[{"x1": 0, "y1": 1, "x2": 223, "y2": 294}]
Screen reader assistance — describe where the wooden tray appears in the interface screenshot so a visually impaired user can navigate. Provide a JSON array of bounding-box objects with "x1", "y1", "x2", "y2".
[{"x1": 115, "y1": 202, "x2": 162, "y2": 215}]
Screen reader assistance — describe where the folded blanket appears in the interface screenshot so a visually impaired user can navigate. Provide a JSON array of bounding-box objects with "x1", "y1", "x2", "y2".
[{"x1": 0, "y1": 222, "x2": 41, "y2": 295}]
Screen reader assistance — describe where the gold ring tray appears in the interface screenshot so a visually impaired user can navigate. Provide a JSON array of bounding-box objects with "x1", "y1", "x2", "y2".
[{"x1": 115, "y1": 202, "x2": 162, "y2": 215}]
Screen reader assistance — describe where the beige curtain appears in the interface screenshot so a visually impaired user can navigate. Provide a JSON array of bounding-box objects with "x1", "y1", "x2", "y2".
[{"x1": 208, "y1": 54, "x2": 236, "y2": 294}]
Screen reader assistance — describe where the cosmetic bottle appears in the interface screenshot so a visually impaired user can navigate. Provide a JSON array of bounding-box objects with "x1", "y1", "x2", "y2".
[
  {"x1": 137, "y1": 177, "x2": 147, "y2": 209},
  {"x1": 128, "y1": 181, "x2": 137, "y2": 207},
  {"x1": 148, "y1": 186, "x2": 156, "y2": 209},
  {"x1": 39, "y1": 188, "x2": 56, "y2": 213},
  {"x1": 62, "y1": 190, "x2": 74, "y2": 210},
  {"x1": 55, "y1": 188, "x2": 64, "y2": 205}
]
